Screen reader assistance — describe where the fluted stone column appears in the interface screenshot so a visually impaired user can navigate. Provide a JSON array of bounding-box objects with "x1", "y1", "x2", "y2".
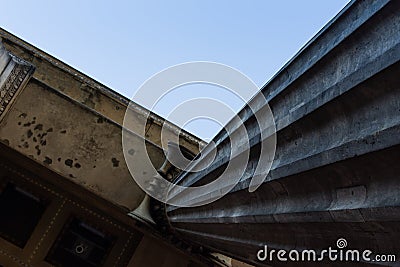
[{"x1": 154, "y1": 1, "x2": 400, "y2": 266}]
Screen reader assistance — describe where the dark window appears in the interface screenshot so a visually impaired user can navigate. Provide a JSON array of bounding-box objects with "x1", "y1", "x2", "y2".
[
  {"x1": 0, "y1": 183, "x2": 47, "y2": 247},
  {"x1": 46, "y1": 217, "x2": 116, "y2": 267}
]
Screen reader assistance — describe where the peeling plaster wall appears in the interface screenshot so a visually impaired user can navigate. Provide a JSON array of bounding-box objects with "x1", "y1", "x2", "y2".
[
  {"x1": 0, "y1": 28, "x2": 205, "y2": 213},
  {"x1": 0, "y1": 79, "x2": 150, "y2": 210},
  {"x1": 0, "y1": 31, "x2": 206, "y2": 154}
]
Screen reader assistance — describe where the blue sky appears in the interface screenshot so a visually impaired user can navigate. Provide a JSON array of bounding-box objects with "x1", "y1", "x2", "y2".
[{"x1": 1, "y1": 1, "x2": 349, "y2": 140}]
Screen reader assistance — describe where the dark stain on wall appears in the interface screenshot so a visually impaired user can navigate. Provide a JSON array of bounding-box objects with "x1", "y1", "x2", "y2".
[
  {"x1": 111, "y1": 157, "x2": 120, "y2": 168},
  {"x1": 64, "y1": 159, "x2": 73, "y2": 167},
  {"x1": 44, "y1": 156, "x2": 52, "y2": 165}
]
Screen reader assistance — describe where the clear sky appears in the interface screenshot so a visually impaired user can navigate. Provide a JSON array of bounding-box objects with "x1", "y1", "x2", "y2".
[{"x1": 1, "y1": 1, "x2": 350, "y2": 140}]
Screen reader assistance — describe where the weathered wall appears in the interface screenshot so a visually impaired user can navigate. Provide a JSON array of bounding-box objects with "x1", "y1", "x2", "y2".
[
  {"x1": 0, "y1": 28, "x2": 205, "y2": 211},
  {"x1": 0, "y1": 79, "x2": 148, "y2": 209},
  {"x1": 0, "y1": 31, "x2": 206, "y2": 154}
]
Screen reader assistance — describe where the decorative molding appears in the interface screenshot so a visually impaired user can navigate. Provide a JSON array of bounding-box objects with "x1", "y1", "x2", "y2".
[{"x1": 0, "y1": 41, "x2": 35, "y2": 120}]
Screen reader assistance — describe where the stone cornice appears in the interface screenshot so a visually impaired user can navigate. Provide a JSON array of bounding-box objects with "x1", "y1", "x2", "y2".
[{"x1": 0, "y1": 40, "x2": 35, "y2": 121}]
